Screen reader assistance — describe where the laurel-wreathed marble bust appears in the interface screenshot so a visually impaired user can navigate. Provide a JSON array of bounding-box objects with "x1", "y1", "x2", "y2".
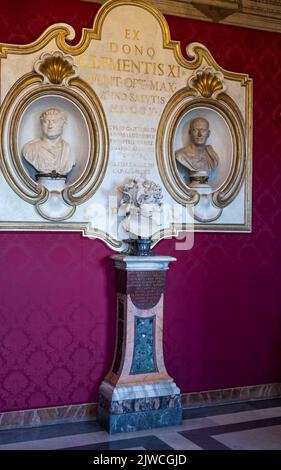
[
  {"x1": 22, "y1": 107, "x2": 76, "y2": 177},
  {"x1": 175, "y1": 117, "x2": 219, "y2": 186}
]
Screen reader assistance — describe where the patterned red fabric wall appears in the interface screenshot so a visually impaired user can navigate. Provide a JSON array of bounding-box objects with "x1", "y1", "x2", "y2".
[{"x1": 0, "y1": 0, "x2": 280, "y2": 412}]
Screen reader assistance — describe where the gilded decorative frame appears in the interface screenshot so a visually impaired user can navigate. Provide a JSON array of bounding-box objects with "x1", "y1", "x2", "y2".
[
  {"x1": 155, "y1": 62, "x2": 252, "y2": 233},
  {"x1": 157, "y1": 91, "x2": 246, "y2": 209},
  {"x1": 0, "y1": 59, "x2": 109, "y2": 218},
  {"x1": 0, "y1": 0, "x2": 252, "y2": 246}
]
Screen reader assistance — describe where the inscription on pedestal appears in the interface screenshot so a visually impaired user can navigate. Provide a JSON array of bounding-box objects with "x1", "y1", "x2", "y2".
[{"x1": 117, "y1": 270, "x2": 166, "y2": 309}]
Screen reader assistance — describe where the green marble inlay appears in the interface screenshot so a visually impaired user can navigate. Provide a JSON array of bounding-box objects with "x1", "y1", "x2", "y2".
[{"x1": 130, "y1": 316, "x2": 156, "y2": 374}]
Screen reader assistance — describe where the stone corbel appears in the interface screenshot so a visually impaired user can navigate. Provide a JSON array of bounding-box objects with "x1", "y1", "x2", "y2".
[{"x1": 191, "y1": 0, "x2": 241, "y2": 22}]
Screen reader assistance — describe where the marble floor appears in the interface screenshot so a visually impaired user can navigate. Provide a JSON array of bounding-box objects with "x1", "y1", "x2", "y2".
[{"x1": 0, "y1": 398, "x2": 281, "y2": 450}]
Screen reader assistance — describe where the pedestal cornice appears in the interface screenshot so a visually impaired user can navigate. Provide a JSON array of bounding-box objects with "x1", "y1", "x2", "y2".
[{"x1": 110, "y1": 255, "x2": 177, "y2": 271}]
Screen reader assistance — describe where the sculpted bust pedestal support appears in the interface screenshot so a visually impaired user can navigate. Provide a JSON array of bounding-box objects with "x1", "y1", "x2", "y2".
[{"x1": 97, "y1": 255, "x2": 182, "y2": 434}]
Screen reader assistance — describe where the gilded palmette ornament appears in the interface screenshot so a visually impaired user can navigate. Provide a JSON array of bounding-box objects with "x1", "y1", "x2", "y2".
[
  {"x1": 188, "y1": 67, "x2": 225, "y2": 98},
  {"x1": 34, "y1": 51, "x2": 78, "y2": 85}
]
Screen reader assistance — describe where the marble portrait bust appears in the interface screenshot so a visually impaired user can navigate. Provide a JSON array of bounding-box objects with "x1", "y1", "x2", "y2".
[
  {"x1": 22, "y1": 107, "x2": 76, "y2": 178},
  {"x1": 175, "y1": 117, "x2": 219, "y2": 187}
]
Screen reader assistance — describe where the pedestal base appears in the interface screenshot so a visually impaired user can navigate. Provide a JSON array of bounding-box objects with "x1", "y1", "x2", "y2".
[{"x1": 97, "y1": 381, "x2": 182, "y2": 434}]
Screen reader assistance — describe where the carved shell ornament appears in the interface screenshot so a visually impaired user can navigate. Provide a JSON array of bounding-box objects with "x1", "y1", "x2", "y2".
[
  {"x1": 188, "y1": 67, "x2": 226, "y2": 98},
  {"x1": 34, "y1": 51, "x2": 78, "y2": 85}
]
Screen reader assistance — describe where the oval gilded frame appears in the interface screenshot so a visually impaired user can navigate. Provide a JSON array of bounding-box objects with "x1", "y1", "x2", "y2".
[
  {"x1": 156, "y1": 89, "x2": 246, "y2": 209},
  {"x1": 0, "y1": 72, "x2": 109, "y2": 209}
]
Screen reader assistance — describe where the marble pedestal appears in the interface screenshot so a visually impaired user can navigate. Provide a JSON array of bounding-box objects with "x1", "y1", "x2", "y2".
[{"x1": 97, "y1": 255, "x2": 182, "y2": 433}]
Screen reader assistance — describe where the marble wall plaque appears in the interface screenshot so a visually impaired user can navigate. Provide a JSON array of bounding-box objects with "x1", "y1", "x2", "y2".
[{"x1": 0, "y1": 0, "x2": 252, "y2": 247}]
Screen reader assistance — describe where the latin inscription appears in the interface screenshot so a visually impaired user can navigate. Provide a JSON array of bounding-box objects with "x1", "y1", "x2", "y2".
[
  {"x1": 128, "y1": 271, "x2": 166, "y2": 309},
  {"x1": 78, "y1": 24, "x2": 187, "y2": 178}
]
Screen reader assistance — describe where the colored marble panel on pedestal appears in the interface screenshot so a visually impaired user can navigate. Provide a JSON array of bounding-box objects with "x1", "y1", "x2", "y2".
[{"x1": 97, "y1": 256, "x2": 182, "y2": 433}]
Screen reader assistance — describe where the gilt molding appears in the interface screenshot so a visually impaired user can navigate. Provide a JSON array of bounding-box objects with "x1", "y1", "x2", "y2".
[{"x1": 82, "y1": 0, "x2": 281, "y2": 33}]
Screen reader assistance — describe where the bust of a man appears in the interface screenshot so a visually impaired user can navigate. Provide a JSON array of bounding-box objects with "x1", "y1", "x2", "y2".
[
  {"x1": 22, "y1": 107, "x2": 75, "y2": 178},
  {"x1": 175, "y1": 117, "x2": 219, "y2": 186}
]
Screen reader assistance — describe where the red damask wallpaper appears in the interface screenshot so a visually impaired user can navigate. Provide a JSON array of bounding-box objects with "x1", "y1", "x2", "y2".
[{"x1": 0, "y1": 0, "x2": 281, "y2": 412}]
